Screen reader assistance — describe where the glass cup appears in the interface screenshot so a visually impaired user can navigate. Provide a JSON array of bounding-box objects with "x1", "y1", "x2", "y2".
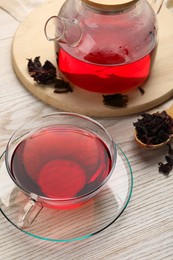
[{"x1": 4, "y1": 112, "x2": 116, "y2": 228}]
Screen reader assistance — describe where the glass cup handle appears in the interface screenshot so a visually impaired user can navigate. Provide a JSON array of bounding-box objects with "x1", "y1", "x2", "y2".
[
  {"x1": 148, "y1": 0, "x2": 164, "y2": 14},
  {"x1": 17, "y1": 198, "x2": 43, "y2": 229}
]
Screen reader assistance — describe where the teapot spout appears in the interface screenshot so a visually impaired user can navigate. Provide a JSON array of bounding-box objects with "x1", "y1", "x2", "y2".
[{"x1": 44, "y1": 16, "x2": 82, "y2": 47}]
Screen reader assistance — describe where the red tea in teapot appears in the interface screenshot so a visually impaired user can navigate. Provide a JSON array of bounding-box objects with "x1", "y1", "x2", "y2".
[
  {"x1": 11, "y1": 125, "x2": 112, "y2": 205},
  {"x1": 45, "y1": 0, "x2": 161, "y2": 94},
  {"x1": 58, "y1": 45, "x2": 157, "y2": 93}
]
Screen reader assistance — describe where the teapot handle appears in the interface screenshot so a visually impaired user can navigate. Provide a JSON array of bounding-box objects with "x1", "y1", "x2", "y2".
[
  {"x1": 148, "y1": 0, "x2": 164, "y2": 14},
  {"x1": 44, "y1": 16, "x2": 82, "y2": 47}
]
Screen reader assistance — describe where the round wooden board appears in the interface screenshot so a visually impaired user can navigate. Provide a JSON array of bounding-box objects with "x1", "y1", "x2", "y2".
[{"x1": 12, "y1": 0, "x2": 173, "y2": 117}]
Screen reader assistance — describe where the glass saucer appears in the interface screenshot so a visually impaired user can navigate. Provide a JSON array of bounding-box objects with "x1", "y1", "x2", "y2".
[{"x1": 0, "y1": 145, "x2": 133, "y2": 242}]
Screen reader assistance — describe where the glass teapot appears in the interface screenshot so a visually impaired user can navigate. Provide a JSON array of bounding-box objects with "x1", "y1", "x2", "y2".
[{"x1": 45, "y1": 0, "x2": 163, "y2": 94}]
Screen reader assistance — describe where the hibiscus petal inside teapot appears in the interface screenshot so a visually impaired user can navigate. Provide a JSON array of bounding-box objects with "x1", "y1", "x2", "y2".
[{"x1": 45, "y1": 0, "x2": 163, "y2": 94}]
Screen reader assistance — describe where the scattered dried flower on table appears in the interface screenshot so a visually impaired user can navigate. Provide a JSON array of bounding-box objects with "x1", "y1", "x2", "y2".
[
  {"x1": 27, "y1": 57, "x2": 73, "y2": 93},
  {"x1": 27, "y1": 56, "x2": 56, "y2": 84},
  {"x1": 54, "y1": 79, "x2": 73, "y2": 93},
  {"x1": 103, "y1": 93, "x2": 129, "y2": 108},
  {"x1": 158, "y1": 144, "x2": 173, "y2": 175},
  {"x1": 138, "y1": 86, "x2": 145, "y2": 95}
]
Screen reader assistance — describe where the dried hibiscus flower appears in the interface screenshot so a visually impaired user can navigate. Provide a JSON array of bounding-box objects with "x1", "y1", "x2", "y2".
[
  {"x1": 158, "y1": 144, "x2": 173, "y2": 175},
  {"x1": 27, "y1": 56, "x2": 56, "y2": 84},
  {"x1": 54, "y1": 79, "x2": 73, "y2": 93},
  {"x1": 133, "y1": 111, "x2": 173, "y2": 145},
  {"x1": 27, "y1": 57, "x2": 73, "y2": 93},
  {"x1": 103, "y1": 93, "x2": 129, "y2": 108},
  {"x1": 138, "y1": 86, "x2": 145, "y2": 95}
]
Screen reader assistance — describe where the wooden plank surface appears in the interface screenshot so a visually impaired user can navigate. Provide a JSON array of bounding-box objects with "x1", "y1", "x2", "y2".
[{"x1": 12, "y1": 0, "x2": 173, "y2": 117}]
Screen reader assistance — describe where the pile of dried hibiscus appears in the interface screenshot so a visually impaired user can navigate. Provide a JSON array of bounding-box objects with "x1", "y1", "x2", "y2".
[
  {"x1": 133, "y1": 110, "x2": 173, "y2": 175},
  {"x1": 133, "y1": 111, "x2": 173, "y2": 145}
]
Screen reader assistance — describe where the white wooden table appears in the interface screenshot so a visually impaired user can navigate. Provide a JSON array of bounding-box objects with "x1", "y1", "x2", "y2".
[{"x1": 0, "y1": 2, "x2": 173, "y2": 259}]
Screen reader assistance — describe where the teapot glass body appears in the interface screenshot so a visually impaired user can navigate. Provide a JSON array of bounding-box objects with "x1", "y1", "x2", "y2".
[{"x1": 46, "y1": 0, "x2": 161, "y2": 94}]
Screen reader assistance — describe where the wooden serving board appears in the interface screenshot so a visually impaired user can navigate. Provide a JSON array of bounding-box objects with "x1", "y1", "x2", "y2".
[{"x1": 12, "y1": 0, "x2": 173, "y2": 117}]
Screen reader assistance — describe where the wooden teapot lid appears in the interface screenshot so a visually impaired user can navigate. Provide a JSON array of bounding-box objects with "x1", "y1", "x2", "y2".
[{"x1": 82, "y1": 0, "x2": 139, "y2": 12}]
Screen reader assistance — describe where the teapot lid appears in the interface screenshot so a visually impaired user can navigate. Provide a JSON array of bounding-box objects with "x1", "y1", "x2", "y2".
[{"x1": 82, "y1": 0, "x2": 139, "y2": 12}]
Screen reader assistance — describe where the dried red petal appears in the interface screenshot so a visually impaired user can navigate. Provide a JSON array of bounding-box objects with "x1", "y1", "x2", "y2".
[
  {"x1": 103, "y1": 94, "x2": 129, "y2": 108},
  {"x1": 158, "y1": 162, "x2": 172, "y2": 175},
  {"x1": 54, "y1": 79, "x2": 73, "y2": 93},
  {"x1": 27, "y1": 57, "x2": 56, "y2": 84},
  {"x1": 158, "y1": 144, "x2": 173, "y2": 176}
]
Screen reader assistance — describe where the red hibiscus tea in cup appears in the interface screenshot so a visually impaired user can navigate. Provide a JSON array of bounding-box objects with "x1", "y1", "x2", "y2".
[
  {"x1": 5, "y1": 113, "x2": 116, "y2": 215},
  {"x1": 10, "y1": 125, "x2": 112, "y2": 208}
]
